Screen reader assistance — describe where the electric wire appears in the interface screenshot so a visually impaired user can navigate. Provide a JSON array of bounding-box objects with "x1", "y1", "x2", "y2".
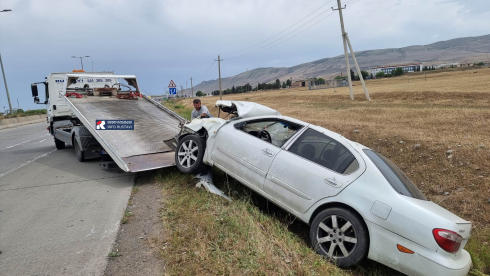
[
  {"x1": 228, "y1": 11, "x2": 336, "y2": 60},
  {"x1": 227, "y1": 9, "x2": 333, "y2": 59},
  {"x1": 221, "y1": 0, "x2": 333, "y2": 56}
]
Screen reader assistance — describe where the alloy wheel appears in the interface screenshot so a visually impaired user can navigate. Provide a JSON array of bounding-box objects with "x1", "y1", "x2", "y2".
[
  {"x1": 316, "y1": 214, "x2": 358, "y2": 259},
  {"x1": 177, "y1": 140, "x2": 199, "y2": 168}
]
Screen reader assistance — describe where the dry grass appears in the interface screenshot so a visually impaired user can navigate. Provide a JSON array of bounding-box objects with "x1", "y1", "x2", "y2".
[
  {"x1": 171, "y1": 67, "x2": 490, "y2": 274},
  {"x1": 155, "y1": 167, "x2": 368, "y2": 276}
]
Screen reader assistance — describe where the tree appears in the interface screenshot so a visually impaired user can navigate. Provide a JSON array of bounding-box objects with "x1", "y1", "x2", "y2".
[
  {"x1": 375, "y1": 71, "x2": 385, "y2": 78},
  {"x1": 275, "y1": 79, "x2": 281, "y2": 88},
  {"x1": 282, "y1": 82, "x2": 286, "y2": 89},
  {"x1": 316, "y1": 78, "x2": 326, "y2": 85},
  {"x1": 286, "y1": 79, "x2": 292, "y2": 87},
  {"x1": 231, "y1": 85, "x2": 236, "y2": 94},
  {"x1": 392, "y1": 67, "x2": 404, "y2": 77},
  {"x1": 196, "y1": 91, "x2": 205, "y2": 97},
  {"x1": 361, "y1": 70, "x2": 369, "y2": 79}
]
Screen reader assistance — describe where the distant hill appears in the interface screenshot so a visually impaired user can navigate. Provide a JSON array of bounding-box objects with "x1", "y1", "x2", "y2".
[{"x1": 182, "y1": 34, "x2": 490, "y2": 95}]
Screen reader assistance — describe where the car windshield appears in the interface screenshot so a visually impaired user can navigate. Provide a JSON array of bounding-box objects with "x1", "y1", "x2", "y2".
[{"x1": 363, "y1": 149, "x2": 427, "y2": 200}]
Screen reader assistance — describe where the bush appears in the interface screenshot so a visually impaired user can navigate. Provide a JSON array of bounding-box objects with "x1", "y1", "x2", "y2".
[
  {"x1": 196, "y1": 91, "x2": 205, "y2": 97},
  {"x1": 375, "y1": 72, "x2": 385, "y2": 78},
  {"x1": 392, "y1": 67, "x2": 404, "y2": 76}
]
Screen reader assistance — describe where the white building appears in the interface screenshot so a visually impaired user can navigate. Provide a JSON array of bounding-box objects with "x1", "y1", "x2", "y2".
[{"x1": 371, "y1": 63, "x2": 423, "y2": 76}]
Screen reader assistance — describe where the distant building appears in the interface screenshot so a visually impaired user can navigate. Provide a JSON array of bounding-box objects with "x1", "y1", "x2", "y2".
[{"x1": 371, "y1": 63, "x2": 423, "y2": 75}]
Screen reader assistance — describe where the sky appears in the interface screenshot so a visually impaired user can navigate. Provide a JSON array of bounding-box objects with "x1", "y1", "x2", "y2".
[{"x1": 0, "y1": 0, "x2": 489, "y2": 111}]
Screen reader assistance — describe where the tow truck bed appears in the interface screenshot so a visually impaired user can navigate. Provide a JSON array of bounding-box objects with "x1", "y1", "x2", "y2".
[{"x1": 62, "y1": 94, "x2": 184, "y2": 172}]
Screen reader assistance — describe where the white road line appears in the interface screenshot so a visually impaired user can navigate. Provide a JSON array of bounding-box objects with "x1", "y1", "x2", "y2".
[
  {"x1": 0, "y1": 149, "x2": 57, "y2": 179},
  {"x1": 39, "y1": 139, "x2": 47, "y2": 143},
  {"x1": 2, "y1": 136, "x2": 51, "y2": 150}
]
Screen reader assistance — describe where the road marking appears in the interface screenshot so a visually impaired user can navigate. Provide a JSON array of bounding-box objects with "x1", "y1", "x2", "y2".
[
  {"x1": 2, "y1": 136, "x2": 51, "y2": 150},
  {"x1": 39, "y1": 139, "x2": 47, "y2": 143},
  {"x1": 0, "y1": 149, "x2": 57, "y2": 179}
]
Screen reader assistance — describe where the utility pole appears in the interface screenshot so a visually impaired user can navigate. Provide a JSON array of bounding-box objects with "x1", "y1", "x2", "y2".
[
  {"x1": 92, "y1": 60, "x2": 94, "y2": 72},
  {"x1": 180, "y1": 85, "x2": 184, "y2": 97},
  {"x1": 1, "y1": 9, "x2": 13, "y2": 115},
  {"x1": 215, "y1": 55, "x2": 223, "y2": 100},
  {"x1": 189, "y1": 77, "x2": 193, "y2": 97},
  {"x1": 333, "y1": 0, "x2": 370, "y2": 101},
  {"x1": 0, "y1": 53, "x2": 13, "y2": 115}
]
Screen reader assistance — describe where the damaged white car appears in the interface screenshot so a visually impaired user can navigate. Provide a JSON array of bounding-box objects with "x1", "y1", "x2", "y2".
[{"x1": 174, "y1": 101, "x2": 472, "y2": 276}]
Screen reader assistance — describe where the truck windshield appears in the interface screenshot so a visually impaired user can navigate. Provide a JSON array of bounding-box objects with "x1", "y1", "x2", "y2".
[{"x1": 363, "y1": 149, "x2": 427, "y2": 200}]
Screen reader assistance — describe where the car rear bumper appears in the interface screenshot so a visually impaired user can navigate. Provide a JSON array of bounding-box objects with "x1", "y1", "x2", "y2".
[{"x1": 366, "y1": 220, "x2": 471, "y2": 276}]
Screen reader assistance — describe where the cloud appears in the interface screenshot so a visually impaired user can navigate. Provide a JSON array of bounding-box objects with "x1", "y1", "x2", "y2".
[{"x1": 0, "y1": 0, "x2": 489, "y2": 110}]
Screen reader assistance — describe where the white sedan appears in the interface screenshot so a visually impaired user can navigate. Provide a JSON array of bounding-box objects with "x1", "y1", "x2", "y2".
[{"x1": 174, "y1": 101, "x2": 472, "y2": 276}]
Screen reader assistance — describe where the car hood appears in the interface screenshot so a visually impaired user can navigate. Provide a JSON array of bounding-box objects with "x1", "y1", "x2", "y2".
[{"x1": 215, "y1": 101, "x2": 280, "y2": 118}]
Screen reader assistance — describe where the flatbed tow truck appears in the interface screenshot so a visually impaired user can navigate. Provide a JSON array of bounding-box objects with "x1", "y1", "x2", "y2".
[{"x1": 30, "y1": 71, "x2": 185, "y2": 172}]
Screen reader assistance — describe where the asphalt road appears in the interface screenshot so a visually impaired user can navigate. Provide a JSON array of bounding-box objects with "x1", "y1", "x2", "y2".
[{"x1": 0, "y1": 122, "x2": 134, "y2": 276}]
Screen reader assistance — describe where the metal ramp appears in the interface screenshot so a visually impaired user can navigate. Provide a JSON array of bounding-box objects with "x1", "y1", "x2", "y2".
[{"x1": 63, "y1": 94, "x2": 185, "y2": 172}]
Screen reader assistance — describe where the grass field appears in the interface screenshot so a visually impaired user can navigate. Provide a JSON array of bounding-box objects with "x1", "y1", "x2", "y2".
[{"x1": 158, "y1": 67, "x2": 490, "y2": 275}]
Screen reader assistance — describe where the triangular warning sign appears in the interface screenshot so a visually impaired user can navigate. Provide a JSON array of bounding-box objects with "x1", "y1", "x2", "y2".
[{"x1": 168, "y1": 80, "x2": 177, "y2": 88}]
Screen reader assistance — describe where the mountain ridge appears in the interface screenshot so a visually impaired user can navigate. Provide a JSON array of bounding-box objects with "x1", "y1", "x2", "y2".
[{"x1": 180, "y1": 34, "x2": 490, "y2": 95}]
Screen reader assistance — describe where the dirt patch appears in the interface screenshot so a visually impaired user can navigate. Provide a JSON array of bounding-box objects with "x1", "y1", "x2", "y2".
[{"x1": 104, "y1": 173, "x2": 164, "y2": 276}]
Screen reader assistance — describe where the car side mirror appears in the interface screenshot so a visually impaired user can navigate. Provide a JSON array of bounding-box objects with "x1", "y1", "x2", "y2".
[{"x1": 31, "y1": 84, "x2": 39, "y2": 97}]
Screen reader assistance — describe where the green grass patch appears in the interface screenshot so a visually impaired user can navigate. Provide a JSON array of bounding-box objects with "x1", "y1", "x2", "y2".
[
  {"x1": 154, "y1": 167, "x2": 353, "y2": 275},
  {"x1": 162, "y1": 99, "x2": 192, "y2": 121},
  {"x1": 466, "y1": 229, "x2": 490, "y2": 275},
  {"x1": 108, "y1": 251, "x2": 122, "y2": 258}
]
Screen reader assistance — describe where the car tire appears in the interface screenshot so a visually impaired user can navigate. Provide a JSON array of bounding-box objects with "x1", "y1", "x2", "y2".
[
  {"x1": 175, "y1": 135, "x2": 206, "y2": 174},
  {"x1": 74, "y1": 138, "x2": 85, "y2": 162},
  {"x1": 310, "y1": 207, "x2": 369, "y2": 268},
  {"x1": 54, "y1": 138, "x2": 65, "y2": 149}
]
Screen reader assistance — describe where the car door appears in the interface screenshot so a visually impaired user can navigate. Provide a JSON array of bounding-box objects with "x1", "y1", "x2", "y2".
[
  {"x1": 211, "y1": 118, "x2": 301, "y2": 191},
  {"x1": 264, "y1": 127, "x2": 366, "y2": 214}
]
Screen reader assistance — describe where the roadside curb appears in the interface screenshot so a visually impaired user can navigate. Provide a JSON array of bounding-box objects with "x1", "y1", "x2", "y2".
[{"x1": 0, "y1": 115, "x2": 46, "y2": 130}]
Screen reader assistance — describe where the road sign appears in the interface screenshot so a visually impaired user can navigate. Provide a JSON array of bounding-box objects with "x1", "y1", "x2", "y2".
[
  {"x1": 168, "y1": 80, "x2": 177, "y2": 88},
  {"x1": 169, "y1": 88, "x2": 177, "y2": 95}
]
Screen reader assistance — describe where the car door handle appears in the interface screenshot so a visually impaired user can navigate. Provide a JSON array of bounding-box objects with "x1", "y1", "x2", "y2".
[
  {"x1": 261, "y1": 148, "x2": 275, "y2": 157},
  {"x1": 324, "y1": 178, "x2": 343, "y2": 188}
]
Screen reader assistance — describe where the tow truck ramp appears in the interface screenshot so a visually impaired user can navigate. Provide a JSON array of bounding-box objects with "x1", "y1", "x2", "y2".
[{"x1": 61, "y1": 77, "x2": 185, "y2": 172}]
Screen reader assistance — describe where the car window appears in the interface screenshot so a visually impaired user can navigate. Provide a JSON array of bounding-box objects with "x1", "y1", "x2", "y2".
[
  {"x1": 363, "y1": 150, "x2": 427, "y2": 200},
  {"x1": 236, "y1": 120, "x2": 301, "y2": 148},
  {"x1": 288, "y1": 129, "x2": 359, "y2": 174}
]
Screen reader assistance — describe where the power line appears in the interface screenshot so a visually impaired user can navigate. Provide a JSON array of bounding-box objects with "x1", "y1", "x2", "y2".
[
  {"x1": 221, "y1": 0, "x2": 333, "y2": 56},
  {"x1": 198, "y1": 60, "x2": 215, "y2": 80},
  {"x1": 228, "y1": 10, "x2": 335, "y2": 60},
  {"x1": 228, "y1": 11, "x2": 336, "y2": 60}
]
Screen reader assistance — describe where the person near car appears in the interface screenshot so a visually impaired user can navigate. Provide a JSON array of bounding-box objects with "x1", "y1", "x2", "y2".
[{"x1": 191, "y1": 99, "x2": 212, "y2": 120}]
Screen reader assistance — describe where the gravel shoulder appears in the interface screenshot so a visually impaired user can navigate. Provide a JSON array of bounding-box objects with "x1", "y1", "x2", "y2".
[{"x1": 104, "y1": 173, "x2": 164, "y2": 276}]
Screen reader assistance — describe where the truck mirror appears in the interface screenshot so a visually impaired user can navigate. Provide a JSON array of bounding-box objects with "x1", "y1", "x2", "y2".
[
  {"x1": 31, "y1": 84, "x2": 39, "y2": 97},
  {"x1": 34, "y1": 96, "x2": 40, "y2": 104}
]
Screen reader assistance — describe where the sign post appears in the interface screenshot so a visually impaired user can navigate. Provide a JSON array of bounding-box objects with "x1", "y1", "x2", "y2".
[{"x1": 168, "y1": 80, "x2": 177, "y2": 98}]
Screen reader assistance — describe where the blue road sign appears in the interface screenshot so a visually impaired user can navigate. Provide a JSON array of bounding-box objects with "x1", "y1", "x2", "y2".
[{"x1": 169, "y1": 87, "x2": 177, "y2": 95}]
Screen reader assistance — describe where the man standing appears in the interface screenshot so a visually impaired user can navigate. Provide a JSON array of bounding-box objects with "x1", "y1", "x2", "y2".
[{"x1": 191, "y1": 99, "x2": 212, "y2": 120}]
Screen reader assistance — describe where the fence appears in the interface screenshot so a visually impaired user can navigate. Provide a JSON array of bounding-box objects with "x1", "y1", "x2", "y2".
[{"x1": 308, "y1": 79, "x2": 348, "y2": 91}]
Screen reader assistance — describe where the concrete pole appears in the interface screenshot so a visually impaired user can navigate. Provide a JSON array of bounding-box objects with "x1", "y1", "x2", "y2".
[
  {"x1": 335, "y1": 0, "x2": 354, "y2": 100},
  {"x1": 0, "y1": 53, "x2": 13, "y2": 115},
  {"x1": 190, "y1": 77, "x2": 193, "y2": 97},
  {"x1": 345, "y1": 34, "x2": 370, "y2": 100},
  {"x1": 216, "y1": 55, "x2": 223, "y2": 100}
]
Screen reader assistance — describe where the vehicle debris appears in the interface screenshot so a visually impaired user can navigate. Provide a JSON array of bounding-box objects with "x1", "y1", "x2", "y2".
[{"x1": 194, "y1": 168, "x2": 231, "y2": 202}]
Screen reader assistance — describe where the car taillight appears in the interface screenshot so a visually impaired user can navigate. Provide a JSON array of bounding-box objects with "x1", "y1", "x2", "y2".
[{"x1": 433, "y1": 228, "x2": 463, "y2": 253}]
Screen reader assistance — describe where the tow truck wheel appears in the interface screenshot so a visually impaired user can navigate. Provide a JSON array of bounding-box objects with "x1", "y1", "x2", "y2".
[
  {"x1": 74, "y1": 139, "x2": 85, "y2": 162},
  {"x1": 54, "y1": 138, "x2": 65, "y2": 150},
  {"x1": 175, "y1": 135, "x2": 205, "y2": 174}
]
